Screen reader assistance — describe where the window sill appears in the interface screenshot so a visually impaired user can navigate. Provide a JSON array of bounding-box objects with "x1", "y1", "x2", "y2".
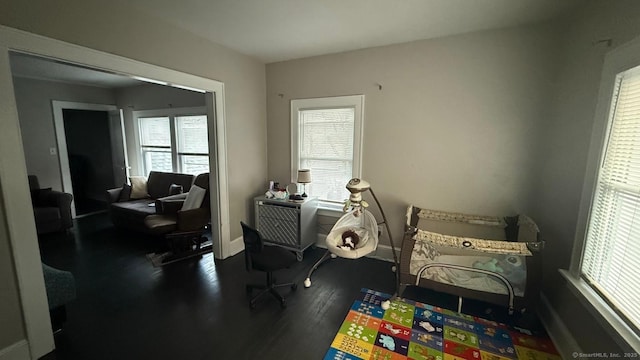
[
  {"x1": 560, "y1": 269, "x2": 640, "y2": 351},
  {"x1": 317, "y1": 202, "x2": 345, "y2": 218}
]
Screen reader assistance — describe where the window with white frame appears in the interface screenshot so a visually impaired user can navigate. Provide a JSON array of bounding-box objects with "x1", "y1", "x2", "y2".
[
  {"x1": 135, "y1": 108, "x2": 209, "y2": 176},
  {"x1": 577, "y1": 62, "x2": 640, "y2": 343},
  {"x1": 291, "y1": 95, "x2": 364, "y2": 203}
]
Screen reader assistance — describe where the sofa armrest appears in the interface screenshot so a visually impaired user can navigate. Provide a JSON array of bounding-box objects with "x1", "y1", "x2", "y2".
[
  {"x1": 155, "y1": 193, "x2": 188, "y2": 214},
  {"x1": 42, "y1": 191, "x2": 74, "y2": 229},
  {"x1": 106, "y1": 188, "x2": 122, "y2": 204},
  {"x1": 177, "y1": 208, "x2": 210, "y2": 232}
]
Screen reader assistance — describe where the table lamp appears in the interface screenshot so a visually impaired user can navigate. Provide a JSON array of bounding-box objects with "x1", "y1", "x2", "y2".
[{"x1": 297, "y1": 169, "x2": 311, "y2": 197}]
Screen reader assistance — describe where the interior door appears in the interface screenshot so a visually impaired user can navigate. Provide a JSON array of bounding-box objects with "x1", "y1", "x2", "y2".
[{"x1": 52, "y1": 101, "x2": 124, "y2": 218}]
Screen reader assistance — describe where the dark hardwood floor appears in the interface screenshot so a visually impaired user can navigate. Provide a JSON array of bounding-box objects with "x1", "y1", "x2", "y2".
[{"x1": 38, "y1": 213, "x2": 545, "y2": 360}]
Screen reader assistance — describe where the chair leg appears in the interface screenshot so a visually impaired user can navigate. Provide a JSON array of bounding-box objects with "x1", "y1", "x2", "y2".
[{"x1": 247, "y1": 271, "x2": 296, "y2": 309}]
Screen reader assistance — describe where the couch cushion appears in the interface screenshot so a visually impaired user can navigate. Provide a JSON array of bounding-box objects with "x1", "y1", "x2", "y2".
[
  {"x1": 147, "y1": 171, "x2": 194, "y2": 199},
  {"x1": 129, "y1": 176, "x2": 149, "y2": 199},
  {"x1": 110, "y1": 199, "x2": 158, "y2": 216},
  {"x1": 144, "y1": 214, "x2": 177, "y2": 234}
]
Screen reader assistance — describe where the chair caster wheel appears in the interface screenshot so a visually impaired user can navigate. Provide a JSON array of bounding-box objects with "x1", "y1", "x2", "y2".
[
  {"x1": 304, "y1": 278, "x2": 311, "y2": 288},
  {"x1": 249, "y1": 301, "x2": 256, "y2": 309},
  {"x1": 280, "y1": 299, "x2": 287, "y2": 308},
  {"x1": 291, "y1": 283, "x2": 298, "y2": 291}
]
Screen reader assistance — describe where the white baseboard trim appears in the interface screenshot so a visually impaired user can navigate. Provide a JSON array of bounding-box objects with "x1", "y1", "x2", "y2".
[
  {"x1": 228, "y1": 236, "x2": 245, "y2": 257},
  {"x1": 538, "y1": 293, "x2": 581, "y2": 357},
  {"x1": 0, "y1": 340, "x2": 30, "y2": 360}
]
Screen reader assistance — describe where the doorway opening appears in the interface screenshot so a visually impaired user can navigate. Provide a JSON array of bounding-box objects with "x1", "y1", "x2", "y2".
[
  {"x1": 0, "y1": 29, "x2": 229, "y2": 358},
  {"x1": 62, "y1": 109, "x2": 124, "y2": 216}
]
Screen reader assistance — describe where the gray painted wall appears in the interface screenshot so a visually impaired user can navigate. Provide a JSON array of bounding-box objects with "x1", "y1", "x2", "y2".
[
  {"x1": 2, "y1": 0, "x2": 267, "y2": 242},
  {"x1": 12, "y1": 77, "x2": 116, "y2": 191},
  {"x1": 114, "y1": 83, "x2": 206, "y2": 176},
  {"x1": 530, "y1": 0, "x2": 640, "y2": 352},
  {"x1": 266, "y1": 2, "x2": 640, "y2": 351},
  {"x1": 267, "y1": 22, "x2": 561, "y2": 247},
  {"x1": 0, "y1": 0, "x2": 266, "y2": 352}
]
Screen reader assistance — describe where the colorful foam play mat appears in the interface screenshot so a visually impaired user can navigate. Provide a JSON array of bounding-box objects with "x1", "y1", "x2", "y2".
[{"x1": 324, "y1": 289, "x2": 561, "y2": 360}]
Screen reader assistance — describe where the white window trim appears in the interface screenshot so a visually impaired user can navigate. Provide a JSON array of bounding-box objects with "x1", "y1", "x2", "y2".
[
  {"x1": 290, "y1": 95, "x2": 365, "y2": 208},
  {"x1": 568, "y1": 35, "x2": 640, "y2": 351},
  {"x1": 133, "y1": 106, "x2": 206, "y2": 175}
]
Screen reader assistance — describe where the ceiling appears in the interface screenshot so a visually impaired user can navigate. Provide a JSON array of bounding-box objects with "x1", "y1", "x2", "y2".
[
  {"x1": 10, "y1": 52, "x2": 143, "y2": 88},
  {"x1": 9, "y1": 1, "x2": 582, "y2": 87},
  {"x1": 129, "y1": 0, "x2": 582, "y2": 63}
]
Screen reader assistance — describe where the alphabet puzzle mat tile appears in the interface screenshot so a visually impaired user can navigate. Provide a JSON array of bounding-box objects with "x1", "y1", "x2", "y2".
[{"x1": 324, "y1": 289, "x2": 561, "y2": 360}]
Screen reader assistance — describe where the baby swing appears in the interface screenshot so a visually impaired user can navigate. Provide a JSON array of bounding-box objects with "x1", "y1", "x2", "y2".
[{"x1": 304, "y1": 178, "x2": 400, "y2": 309}]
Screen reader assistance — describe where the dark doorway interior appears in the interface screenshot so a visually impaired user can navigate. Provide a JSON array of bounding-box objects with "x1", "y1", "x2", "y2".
[{"x1": 63, "y1": 109, "x2": 116, "y2": 216}]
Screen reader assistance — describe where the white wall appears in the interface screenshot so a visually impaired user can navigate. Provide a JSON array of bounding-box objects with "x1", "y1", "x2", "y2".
[
  {"x1": 12, "y1": 77, "x2": 116, "y2": 191},
  {"x1": 114, "y1": 83, "x2": 206, "y2": 176},
  {"x1": 267, "y1": 22, "x2": 561, "y2": 246},
  {"x1": 531, "y1": 0, "x2": 640, "y2": 351}
]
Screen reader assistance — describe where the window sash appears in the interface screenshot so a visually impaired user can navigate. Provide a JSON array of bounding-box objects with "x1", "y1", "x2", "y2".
[
  {"x1": 291, "y1": 95, "x2": 364, "y2": 204},
  {"x1": 135, "y1": 108, "x2": 209, "y2": 176},
  {"x1": 581, "y1": 67, "x2": 640, "y2": 334},
  {"x1": 176, "y1": 115, "x2": 209, "y2": 155}
]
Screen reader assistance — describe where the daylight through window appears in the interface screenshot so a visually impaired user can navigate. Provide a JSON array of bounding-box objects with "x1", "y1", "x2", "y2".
[
  {"x1": 581, "y1": 64, "x2": 640, "y2": 333},
  {"x1": 291, "y1": 95, "x2": 364, "y2": 203},
  {"x1": 136, "y1": 108, "x2": 209, "y2": 176}
]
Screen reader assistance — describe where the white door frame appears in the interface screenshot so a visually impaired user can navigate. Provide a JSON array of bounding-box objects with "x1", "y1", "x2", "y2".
[
  {"x1": 52, "y1": 101, "x2": 119, "y2": 218},
  {"x1": 0, "y1": 25, "x2": 230, "y2": 359}
]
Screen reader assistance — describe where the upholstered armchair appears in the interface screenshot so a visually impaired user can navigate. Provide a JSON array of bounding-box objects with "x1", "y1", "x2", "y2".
[
  {"x1": 144, "y1": 173, "x2": 211, "y2": 265},
  {"x1": 144, "y1": 173, "x2": 210, "y2": 235},
  {"x1": 29, "y1": 175, "x2": 73, "y2": 235}
]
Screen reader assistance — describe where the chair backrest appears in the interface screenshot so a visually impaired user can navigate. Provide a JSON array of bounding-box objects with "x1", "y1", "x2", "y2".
[
  {"x1": 240, "y1": 221, "x2": 264, "y2": 272},
  {"x1": 192, "y1": 173, "x2": 210, "y2": 210},
  {"x1": 28, "y1": 175, "x2": 40, "y2": 190}
]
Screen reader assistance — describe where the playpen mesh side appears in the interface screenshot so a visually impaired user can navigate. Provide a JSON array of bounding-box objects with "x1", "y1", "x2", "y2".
[
  {"x1": 416, "y1": 208, "x2": 506, "y2": 227},
  {"x1": 399, "y1": 205, "x2": 543, "y2": 311},
  {"x1": 413, "y1": 229, "x2": 533, "y2": 256}
]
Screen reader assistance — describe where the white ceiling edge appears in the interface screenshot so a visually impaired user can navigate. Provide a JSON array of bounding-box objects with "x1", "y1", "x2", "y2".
[
  {"x1": 128, "y1": 0, "x2": 583, "y2": 63},
  {"x1": 10, "y1": 52, "x2": 144, "y2": 88}
]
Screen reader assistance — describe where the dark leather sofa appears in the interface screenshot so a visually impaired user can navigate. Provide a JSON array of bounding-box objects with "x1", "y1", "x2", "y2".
[
  {"x1": 106, "y1": 171, "x2": 194, "y2": 234},
  {"x1": 28, "y1": 175, "x2": 73, "y2": 235}
]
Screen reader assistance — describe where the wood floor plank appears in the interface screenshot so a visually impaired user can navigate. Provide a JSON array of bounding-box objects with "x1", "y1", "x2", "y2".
[{"x1": 38, "y1": 213, "x2": 544, "y2": 360}]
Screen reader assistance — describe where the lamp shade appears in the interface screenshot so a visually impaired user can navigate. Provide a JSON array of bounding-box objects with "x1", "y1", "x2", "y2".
[{"x1": 297, "y1": 169, "x2": 311, "y2": 183}]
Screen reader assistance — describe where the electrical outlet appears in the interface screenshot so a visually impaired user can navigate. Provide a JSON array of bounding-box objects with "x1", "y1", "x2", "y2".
[{"x1": 49, "y1": 147, "x2": 57, "y2": 155}]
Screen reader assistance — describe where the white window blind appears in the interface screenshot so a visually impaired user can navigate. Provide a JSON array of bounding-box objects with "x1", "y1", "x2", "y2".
[
  {"x1": 135, "y1": 108, "x2": 209, "y2": 176},
  {"x1": 291, "y1": 95, "x2": 364, "y2": 204},
  {"x1": 299, "y1": 108, "x2": 355, "y2": 202},
  {"x1": 139, "y1": 117, "x2": 173, "y2": 174},
  {"x1": 176, "y1": 115, "x2": 210, "y2": 175},
  {"x1": 582, "y1": 65, "x2": 640, "y2": 333}
]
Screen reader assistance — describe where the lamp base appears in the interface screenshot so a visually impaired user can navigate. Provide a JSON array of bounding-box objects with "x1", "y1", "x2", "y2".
[{"x1": 301, "y1": 192, "x2": 308, "y2": 197}]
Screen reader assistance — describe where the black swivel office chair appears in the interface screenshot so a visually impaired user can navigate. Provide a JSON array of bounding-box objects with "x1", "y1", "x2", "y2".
[{"x1": 241, "y1": 221, "x2": 298, "y2": 308}]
